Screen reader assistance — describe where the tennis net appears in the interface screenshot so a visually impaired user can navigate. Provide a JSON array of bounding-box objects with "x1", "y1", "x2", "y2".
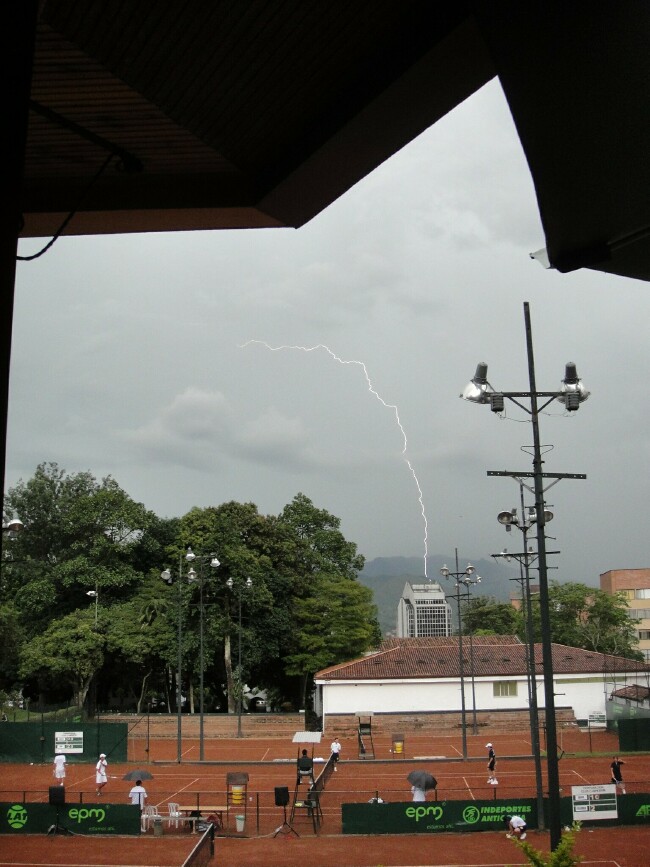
[{"x1": 181, "y1": 823, "x2": 215, "y2": 866}]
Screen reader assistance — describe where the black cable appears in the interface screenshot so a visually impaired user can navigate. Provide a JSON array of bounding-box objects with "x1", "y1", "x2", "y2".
[{"x1": 17, "y1": 154, "x2": 115, "y2": 261}]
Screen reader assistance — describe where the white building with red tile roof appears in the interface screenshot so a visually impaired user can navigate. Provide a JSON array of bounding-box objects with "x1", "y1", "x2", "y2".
[{"x1": 313, "y1": 636, "x2": 650, "y2": 730}]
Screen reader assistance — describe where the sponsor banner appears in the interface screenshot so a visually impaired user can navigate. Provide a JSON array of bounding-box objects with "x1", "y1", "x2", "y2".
[
  {"x1": 0, "y1": 802, "x2": 141, "y2": 835},
  {"x1": 342, "y1": 798, "x2": 538, "y2": 834}
]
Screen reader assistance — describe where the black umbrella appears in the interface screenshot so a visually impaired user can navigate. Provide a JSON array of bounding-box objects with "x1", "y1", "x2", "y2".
[
  {"x1": 122, "y1": 770, "x2": 154, "y2": 781},
  {"x1": 407, "y1": 770, "x2": 437, "y2": 791}
]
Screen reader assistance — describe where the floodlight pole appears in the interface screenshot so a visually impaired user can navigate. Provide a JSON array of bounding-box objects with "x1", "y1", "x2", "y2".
[
  {"x1": 176, "y1": 550, "x2": 182, "y2": 762},
  {"x1": 162, "y1": 548, "x2": 220, "y2": 763},
  {"x1": 462, "y1": 302, "x2": 589, "y2": 850},
  {"x1": 492, "y1": 481, "x2": 547, "y2": 831},
  {"x1": 227, "y1": 576, "x2": 252, "y2": 738},
  {"x1": 441, "y1": 550, "x2": 481, "y2": 760},
  {"x1": 523, "y1": 305, "x2": 562, "y2": 847}
]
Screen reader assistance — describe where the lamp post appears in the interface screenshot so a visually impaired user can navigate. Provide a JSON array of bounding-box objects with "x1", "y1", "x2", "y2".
[
  {"x1": 2, "y1": 518, "x2": 23, "y2": 536},
  {"x1": 1, "y1": 518, "x2": 24, "y2": 559},
  {"x1": 460, "y1": 301, "x2": 589, "y2": 850},
  {"x1": 226, "y1": 575, "x2": 252, "y2": 738},
  {"x1": 186, "y1": 549, "x2": 220, "y2": 761},
  {"x1": 161, "y1": 549, "x2": 189, "y2": 764},
  {"x1": 86, "y1": 588, "x2": 99, "y2": 626},
  {"x1": 440, "y1": 551, "x2": 481, "y2": 759},
  {"x1": 161, "y1": 547, "x2": 220, "y2": 763},
  {"x1": 461, "y1": 581, "x2": 479, "y2": 736},
  {"x1": 492, "y1": 481, "x2": 551, "y2": 830}
]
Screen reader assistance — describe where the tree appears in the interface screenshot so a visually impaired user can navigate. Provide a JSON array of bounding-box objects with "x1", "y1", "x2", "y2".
[
  {"x1": 529, "y1": 582, "x2": 642, "y2": 659},
  {"x1": 461, "y1": 596, "x2": 522, "y2": 637},
  {"x1": 165, "y1": 501, "x2": 284, "y2": 714},
  {"x1": 3, "y1": 463, "x2": 156, "y2": 636},
  {"x1": 0, "y1": 604, "x2": 25, "y2": 690},
  {"x1": 279, "y1": 492, "x2": 365, "y2": 579},
  {"x1": 19, "y1": 610, "x2": 104, "y2": 707},
  {"x1": 104, "y1": 590, "x2": 176, "y2": 714},
  {"x1": 284, "y1": 572, "x2": 381, "y2": 675},
  {"x1": 515, "y1": 822, "x2": 582, "y2": 866},
  {"x1": 279, "y1": 494, "x2": 380, "y2": 709}
]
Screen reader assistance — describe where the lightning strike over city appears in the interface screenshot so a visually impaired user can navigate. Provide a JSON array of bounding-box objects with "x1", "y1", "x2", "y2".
[{"x1": 240, "y1": 339, "x2": 430, "y2": 579}]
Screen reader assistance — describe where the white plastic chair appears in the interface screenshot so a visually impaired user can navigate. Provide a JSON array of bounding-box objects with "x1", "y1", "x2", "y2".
[
  {"x1": 142, "y1": 804, "x2": 159, "y2": 832},
  {"x1": 167, "y1": 802, "x2": 182, "y2": 829}
]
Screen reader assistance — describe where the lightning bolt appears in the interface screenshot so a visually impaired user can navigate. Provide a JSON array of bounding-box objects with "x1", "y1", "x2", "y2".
[{"x1": 239, "y1": 340, "x2": 429, "y2": 578}]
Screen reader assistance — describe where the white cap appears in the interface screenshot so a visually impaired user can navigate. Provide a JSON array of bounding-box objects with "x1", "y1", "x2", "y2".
[
  {"x1": 486, "y1": 743, "x2": 492, "y2": 748},
  {"x1": 100, "y1": 753, "x2": 106, "y2": 758}
]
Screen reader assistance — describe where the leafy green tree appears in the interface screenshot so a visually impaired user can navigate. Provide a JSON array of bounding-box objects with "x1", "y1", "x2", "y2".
[
  {"x1": 285, "y1": 572, "x2": 380, "y2": 673},
  {"x1": 3, "y1": 463, "x2": 156, "y2": 633},
  {"x1": 5, "y1": 464, "x2": 378, "y2": 718},
  {"x1": 279, "y1": 492, "x2": 365, "y2": 578},
  {"x1": 461, "y1": 596, "x2": 523, "y2": 636},
  {"x1": 104, "y1": 588, "x2": 176, "y2": 713},
  {"x1": 19, "y1": 610, "x2": 104, "y2": 707},
  {"x1": 529, "y1": 582, "x2": 641, "y2": 659},
  {"x1": 279, "y1": 494, "x2": 380, "y2": 708},
  {"x1": 515, "y1": 822, "x2": 583, "y2": 866},
  {"x1": 0, "y1": 604, "x2": 25, "y2": 690},
  {"x1": 162, "y1": 501, "x2": 285, "y2": 714}
]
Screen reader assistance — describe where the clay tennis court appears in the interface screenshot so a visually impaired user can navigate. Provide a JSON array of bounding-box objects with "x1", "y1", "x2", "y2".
[{"x1": 1, "y1": 728, "x2": 648, "y2": 865}]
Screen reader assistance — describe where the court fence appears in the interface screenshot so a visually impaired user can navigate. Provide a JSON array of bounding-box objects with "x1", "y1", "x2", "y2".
[{"x1": 0, "y1": 720, "x2": 129, "y2": 763}]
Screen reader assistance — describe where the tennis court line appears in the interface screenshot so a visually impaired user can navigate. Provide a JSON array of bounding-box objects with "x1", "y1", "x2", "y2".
[
  {"x1": 462, "y1": 776, "x2": 476, "y2": 800},
  {"x1": 162, "y1": 776, "x2": 200, "y2": 806},
  {"x1": 570, "y1": 769, "x2": 591, "y2": 783}
]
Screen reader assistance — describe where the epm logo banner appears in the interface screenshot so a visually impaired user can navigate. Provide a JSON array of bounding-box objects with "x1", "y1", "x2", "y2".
[
  {"x1": 403, "y1": 799, "x2": 537, "y2": 832},
  {"x1": 1, "y1": 802, "x2": 141, "y2": 835}
]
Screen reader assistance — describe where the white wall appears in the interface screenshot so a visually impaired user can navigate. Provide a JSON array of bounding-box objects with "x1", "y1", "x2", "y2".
[{"x1": 315, "y1": 674, "x2": 650, "y2": 723}]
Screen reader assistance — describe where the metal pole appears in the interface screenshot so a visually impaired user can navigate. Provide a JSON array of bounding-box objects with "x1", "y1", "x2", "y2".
[
  {"x1": 176, "y1": 551, "x2": 182, "y2": 763},
  {"x1": 199, "y1": 565, "x2": 205, "y2": 761},
  {"x1": 455, "y1": 550, "x2": 467, "y2": 759},
  {"x1": 518, "y1": 484, "x2": 545, "y2": 829},
  {"x1": 524, "y1": 301, "x2": 561, "y2": 849},
  {"x1": 237, "y1": 590, "x2": 243, "y2": 738},
  {"x1": 465, "y1": 585, "x2": 478, "y2": 735}
]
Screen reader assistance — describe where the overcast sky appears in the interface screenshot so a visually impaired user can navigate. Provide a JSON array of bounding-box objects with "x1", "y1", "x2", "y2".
[{"x1": 10, "y1": 78, "x2": 650, "y2": 588}]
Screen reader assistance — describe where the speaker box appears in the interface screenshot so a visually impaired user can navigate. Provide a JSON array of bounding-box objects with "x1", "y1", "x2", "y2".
[
  {"x1": 49, "y1": 785, "x2": 65, "y2": 806},
  {"x1": 274, "y1": 786, "x2": 289, "y2": 807}
]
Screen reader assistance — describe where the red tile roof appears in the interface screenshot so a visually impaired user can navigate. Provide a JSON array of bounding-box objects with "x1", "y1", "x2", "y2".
[
  {"x1": 611, "y1": 684, "x2": 650, "y2": 702},
  {"x1": 315, "y1": 636, "x2": 650, "y2": 681}
]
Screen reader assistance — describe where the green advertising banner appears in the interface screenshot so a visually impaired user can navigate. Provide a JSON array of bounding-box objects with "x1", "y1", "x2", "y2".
[
  {"x1": 342, "y1": 798, "x2": 538, "y2": 834},
  {"x1": 0, "y1": 802, "x2": 141, "y2": 835},
  {"x1": 0, "y1": 722, "x2": 128, "y2": 763}
]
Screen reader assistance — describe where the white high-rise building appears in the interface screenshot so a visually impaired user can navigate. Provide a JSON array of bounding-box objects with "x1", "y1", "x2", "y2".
[{"x1": 396, "y1": 581, "x2": 452, "y2": 637}]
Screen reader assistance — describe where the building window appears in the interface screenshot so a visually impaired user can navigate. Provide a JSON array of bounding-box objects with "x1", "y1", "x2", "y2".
[
  {"x1": 626, "y1": 609, "x2": 649, "y2": 620},
  {"x1": 638, "y1": 630, "x2": 650, "y2": 641},
  {"x1": 635, "y1": 589, "x2": 650, "y2": 599},
  {"x1": 415, "y1": 601, "x2": 450, "y2": 637},
  {"x1": 493, "y1": 681, "x2": 517, "y2": 697}
]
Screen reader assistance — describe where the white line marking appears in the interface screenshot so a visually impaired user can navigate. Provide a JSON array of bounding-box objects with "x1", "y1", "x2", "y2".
[{"x1": 462, "y1": 776, "x2": 476, "y2": 800}]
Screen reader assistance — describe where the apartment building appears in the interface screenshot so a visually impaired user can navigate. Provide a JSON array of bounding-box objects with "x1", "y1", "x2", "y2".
[{"x1": 600, "y1": 569, "x2": 650, "y2": 661}]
